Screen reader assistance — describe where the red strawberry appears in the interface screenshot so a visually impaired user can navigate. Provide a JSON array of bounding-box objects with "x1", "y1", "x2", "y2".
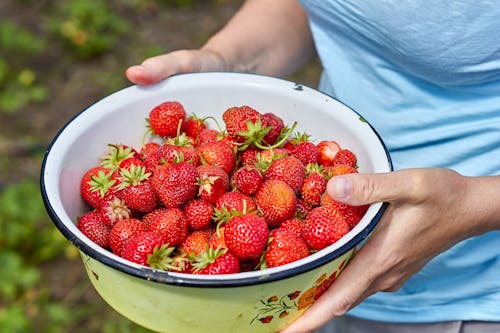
[
  {"x1": 77, "y1": 211, "x2": 111, "y2": 249},
  {"x1": 192, "y1": 247, "x2": 240, "y2": 275},
  {"x1": 240, "y1": 147, "x2": 259, "y2": 166},
  {"x1": 155, "y1": 138, "x2": 199, "y2": 166},
  {"x1": 120, "y1": 231, "x2": 166, "y2": 266},
  {"x1": 80, "y1": 166, "x2": 118, "y2": 209},
  {"x1": 317, "y1": 140, "x2": 341, "y2": 166},
  {"x1": 301, "y1": 206, "x2": 350, "y2": 250},
  {"x1": 118, "y1": 157, "x2": 145, "y2": 171},
  {"x1": 198, "y1": 128, "x2": 220, "y2": 144},
  {"x1": 224, "y1": 213, "x2": 269, "y2": 260},
  {"x1": 258, "y1": 148, "x2": 288, "y2": 165},
  {"x1": 196, "y1": 165, "x2": 229, "y2": 204},
  {"x1": 264, "y1": 228, "x2": 309, "y2": 268},
  {"x1": 208, "y1": 226, "x2": 227, "y2": 249},
  {"x1": 265, "y1": 156, "x2": 306, "y2": 194},
  {"x1": 152, "y1": 161, "x2": 198, "y2": 208},
  {"x1": 141, "y1": 207, "x2": 169, "y2": 229},
  {"x1": 185, "y1": 113, "x2": 207, "y2": 141},
  {"x1": 285, "y1": 132, "x2": 320, "y2": 165},
  {"x1": 324, "y1": 164, "x2": 358, "y2": 179},
  {"x1": 100, "y1": 144, "x2": 141, "y2": 171},
  {"x1": 215, "y1": 191, "x2": 257, "y2": 217},
  {"x1": 255, "y1": 179, "x2": 297, "y2": 227},
  {"x1": 140, "y1": 142, "x2": 160, "y2": 160},
  {"x1": 197, "y1": 140, "x2": 236, "y2": 175},
  {"x1": 222, "y1": 105, "x2": 262, "y2": 144},
  {"x1": 279, "y1": 218, "x2": 305, "y2": 236},
  {"x1": 301, "y1": 171, "x2": 327, "y2": 207},
  {"x1": 115, "y1": 164, "x2": 158, "y2": 213},
  {"x1": 320, "y1": 194, "x2": 368, "y2": 229},
  {"x1": 179, "y1": 229, "x2": 212, "y2": 257},
  {"x1": 148, "y1": 101, "x2": 186, "y2": 138},
  {"x1": 148, "y1": 208, "x2": 189, "y2": 247},
  {"x1": 332, "y1": 149, "x2": 357, "y2": 167},
  {"x1": 261, "y1": 112, "x2": 285, "y2": 145},
  {"x1": 98, "y1": 196, "x2": 131, "y2": 227},
  {"x1": 109, "y1": 218, "x2": 147, "y2": 255},
  {"x1": 231, "y1": 165, "x2": 263, "y2": 195},
  {"x1": 295, "y1": 198, "x2": 313, "y2": 219},
  {"x1": 183, "y1": 199, "x2": 214, "y2": 230}
]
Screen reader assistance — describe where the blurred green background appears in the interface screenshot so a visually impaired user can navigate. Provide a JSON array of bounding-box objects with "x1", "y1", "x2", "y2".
[{"x1": 0, "y1": 1, "x2": 320, "y2": 332}]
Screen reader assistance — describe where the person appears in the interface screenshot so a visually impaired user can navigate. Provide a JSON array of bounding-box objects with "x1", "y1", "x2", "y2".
[{"x1": 125, "y1": 1, "x2": 500, "y2": 332}]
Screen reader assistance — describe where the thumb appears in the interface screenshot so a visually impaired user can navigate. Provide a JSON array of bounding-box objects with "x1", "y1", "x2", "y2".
[{"x1": 326, "y1": 171, "x2": 414, "y2": 206}]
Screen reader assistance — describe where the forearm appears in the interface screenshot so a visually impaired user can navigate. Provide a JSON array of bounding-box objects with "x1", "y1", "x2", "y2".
[
  {"x1": 201, "y1": 0, "x2": 315, "y2": 77},
  {"x1": 463, "y1": 174, "x2": 500, "y2": 236}
]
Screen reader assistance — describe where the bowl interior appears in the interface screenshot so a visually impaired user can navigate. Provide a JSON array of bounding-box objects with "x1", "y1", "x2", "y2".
[{"x1": 41, "y1": 72, "x2": 391, "y2": 285}]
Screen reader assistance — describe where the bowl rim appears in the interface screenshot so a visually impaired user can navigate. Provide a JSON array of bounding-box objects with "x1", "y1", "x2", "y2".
[{"x1": 40, "y1": 72, "x2": 392, "y2": 288}]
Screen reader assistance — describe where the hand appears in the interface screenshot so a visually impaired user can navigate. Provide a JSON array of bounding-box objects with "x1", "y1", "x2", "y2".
[
  {"x1": 282, "y1": 168, "x2": 493, "y2": 333},
  {"x1": 125, "y1": 49, "x2": 228, "y2": 85}
]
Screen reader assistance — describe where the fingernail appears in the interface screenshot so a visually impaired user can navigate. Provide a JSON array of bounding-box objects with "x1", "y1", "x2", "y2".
[{"x1": 331, "y1": 177, "x2": 352, "y2": 199}]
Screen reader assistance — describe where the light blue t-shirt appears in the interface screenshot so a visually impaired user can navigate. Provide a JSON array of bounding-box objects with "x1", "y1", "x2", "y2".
[{"x1": 300, "y1": 0, "x2": 500, "y2": 323}]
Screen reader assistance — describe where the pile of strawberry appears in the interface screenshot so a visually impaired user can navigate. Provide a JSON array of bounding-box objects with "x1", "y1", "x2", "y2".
[{"x1": 77, "y1": 101, "x2": 368, "y2": 275}]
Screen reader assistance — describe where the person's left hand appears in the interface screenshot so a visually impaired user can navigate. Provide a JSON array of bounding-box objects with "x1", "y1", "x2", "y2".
[{"x1": 281, "y1": 168, "x2": 487, "y2": 333}]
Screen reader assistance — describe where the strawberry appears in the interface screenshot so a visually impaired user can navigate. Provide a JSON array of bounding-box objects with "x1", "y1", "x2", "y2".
[
  {"x1": 258, "y1": 148, "x2": 288, "y2": 165},
  {"x1": 196, "y1": 165, "x2": 229, "y2": 204},
  {"x1": 320, "y1": 194, "x2": 368, "y2": 229},
  {"x1": 140, "y1": 142, "x2": 160, "y2": 160},
  {"x1": 115, "y1": 164, "x2": 158, "y2": 213},
  {"x1": 301, "y1": 169, "x2": 327, "y2": 207},
  {"x1": 148, "y1": 101, "x2": 186, "y2": 138},
  {"x1": 98, "y1": 196, "x2": 131, "y2": 227},
  {"x1": 301, "y1": 206, "x2": 350, "y2": 250},
  {"x1": 109, "y1": 218, "x2": 147, "y2": 255},
  {"x1": 279, "y1": 218, "x2": 305, "y2": 236},
  {"x1": 264, "y1": 228, "x2": 309, "y2": 268},
  {"x1": 118, "y1": 157, "x2": 145, "y2": 171},
  {"x1": 198, "y1": 127, "x2": 220, "y2": 144},
  {"x1": 332, "y1": 149, "x2": 357, "y2": 167},
  {"x1": 183, "y1": 198, "x2": 214, "y2": 230},
  {"x1": 141, "y1": 207, "x2": 169, "y2": 229},
  {"x1": 120, "y1": 231, "x2": 166, "y2": 266},
  {"x1": 192, "y1": 247, "x2": 240, "y2": 275},
  {"x1": 197, "y1": 140, "x2": 236, "y2": 175},
  {"x1": 295, "y1": 198, "x2": 313, "y2": 219},
  {"x1": 184, "y1": 113, "x2": 207, "y2": 141},
  {"x1": 317, "y1": 140, "x2": 341, "y2": 166},
  {"x1": 222, "y1": 105, "x2": 262, "y2": 144},
  {"x1": 215, "y1": 191, "x2": 257, "y2": 218},
  {"x1": 230, "y1": 165, "x2": 263, "y2": 195},
  {"x1": 179, "y1": 229, "x2": 212, "y2": 257},
  {"x1": 80, "y1": 166, "x2": 118, "y2": 209},
  {"x1": 208, "y1": 226, "x2": 227, "y2": 249},
  {"x1": 261, "y1": 112, "x2": 285, "y2": 145},
  {"x1": 100, "y1": 144, "x2": 141, "y2": 171},
  {"x1": 154, "y1": 138, "x2": 199, "y2": 166},
  {"x1": 285, "y1": 132, "x2": 319, "y2": 165},
  {"x1": 148, "y1": 207, "x2": 189, "y2": 247},
  {"x1": 77, "y1": 211, "x2": 111, "y2": 249},
  {"x1": 324, "y1": 164, "x2": 358, "y2": 179},
  {"x1": 265, "y1": 156, "x2": 306, "y2": 194},
  {"x1": 224, "y1": 213, "x2": 269, "y2": 260},
  {"x1": 152, "y1": 161, "x2": 198, "y2": 208},
  {"x1": 254, "y1": 179, "x2": 297, "y2": 227}
]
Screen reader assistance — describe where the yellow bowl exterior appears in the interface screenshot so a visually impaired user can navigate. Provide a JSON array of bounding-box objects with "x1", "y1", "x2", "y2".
[{"x1": 81, "y1": 249, "x2": 354, "y2": 333}]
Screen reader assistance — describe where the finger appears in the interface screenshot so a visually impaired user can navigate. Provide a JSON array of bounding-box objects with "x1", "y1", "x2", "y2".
[
  {"x1": 326, "y1": 170, "x2": 422, "y2": 206},
  {"x1": 125, "y1": 50, "x2": 226, "y2": 85}
]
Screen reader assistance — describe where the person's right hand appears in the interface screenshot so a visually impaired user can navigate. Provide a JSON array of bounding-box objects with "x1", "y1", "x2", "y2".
[{"x1": 125, "y1": 49, "x2": 229, "y2": 85}]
